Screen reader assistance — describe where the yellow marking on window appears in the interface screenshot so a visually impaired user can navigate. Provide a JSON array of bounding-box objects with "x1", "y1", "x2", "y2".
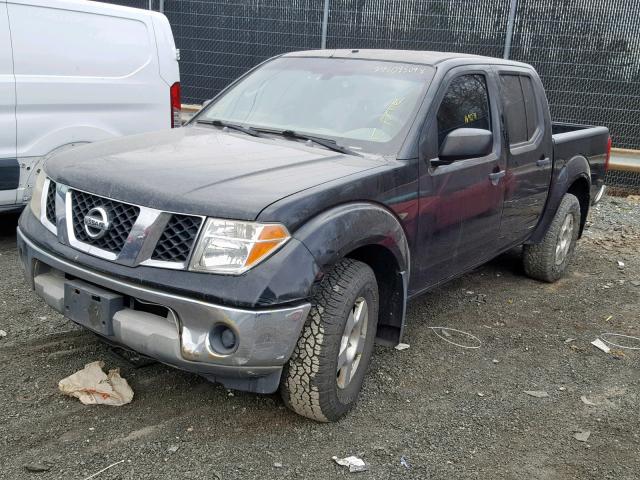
[
  {"x1": 464, "y1": 112, "x2": 478, "y2": 124},
  {"x1": 379, "y1": 97, "x2": 405, "y2": 126}
]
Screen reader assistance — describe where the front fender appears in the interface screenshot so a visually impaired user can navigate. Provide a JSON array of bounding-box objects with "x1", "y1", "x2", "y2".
[
  {"x1": 528, "y1": 155, "x2": 590, "y2": 244},
  {"x1": 293, "y1": 202, "x2": 410, "y2": 345},
  {"x1": 293, "y1": 202, "x2": 410, "y2": 276}
]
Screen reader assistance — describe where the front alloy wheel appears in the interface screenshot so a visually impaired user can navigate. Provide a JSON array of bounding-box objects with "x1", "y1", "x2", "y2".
[
  {"x1": 280, "y1": 259, "x2": 379, "y2": 422},
  {"x1": 337, "y1": 297, "x2": 369, "y2": 389}
]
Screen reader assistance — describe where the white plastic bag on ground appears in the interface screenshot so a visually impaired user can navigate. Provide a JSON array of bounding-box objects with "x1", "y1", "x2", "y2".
[
  {"x1": 58, "y1": 361, "x2": 134, "y2": 406},
  {"x1": 332, "y1": 456, "x2": 368, "y2": 473}
]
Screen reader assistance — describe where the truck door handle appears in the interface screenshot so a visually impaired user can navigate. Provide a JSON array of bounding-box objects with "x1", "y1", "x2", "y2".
[
  {"x1": 488, "y1": 170, "x2": 506, "y2": 186},
  {"x1": 536, "y1": 157, "x2": 551, "y2": 167}
]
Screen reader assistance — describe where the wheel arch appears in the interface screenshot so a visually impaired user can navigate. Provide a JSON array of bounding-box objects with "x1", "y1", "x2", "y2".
[
  {"x1": 527, "y1": 154, "x2": 591, "y2": 244},
  {"x1": 293, "y1": 202, "x2": 410, "y2": 346},
  {"x1": 566, "y1": 176, "x2": 590, "y2": 237}
]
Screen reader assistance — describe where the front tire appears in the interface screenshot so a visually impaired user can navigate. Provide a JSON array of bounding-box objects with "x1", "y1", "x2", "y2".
[
  {"x1": 523, "y1": 193, "x2": 581, "y2": 282},
  {"x1": 280, "y1": 258, "x2": 379, "y2": 422}
]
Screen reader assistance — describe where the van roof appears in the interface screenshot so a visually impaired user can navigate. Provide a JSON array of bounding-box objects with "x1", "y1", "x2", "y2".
[{"x1": 283, "y1": 49, "x2": 531, "y2": 69}]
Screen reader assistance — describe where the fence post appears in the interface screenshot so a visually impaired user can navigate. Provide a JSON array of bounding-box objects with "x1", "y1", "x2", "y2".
[
  {"x1": 148, "y1": 0, "x2": 153, "y2": 10},
  {"x1": 503, "y1": 0, "x2": 518, "y2": 59},
  {"x1": 321, "y1": 0, "x2": 330, "y2": 49}
]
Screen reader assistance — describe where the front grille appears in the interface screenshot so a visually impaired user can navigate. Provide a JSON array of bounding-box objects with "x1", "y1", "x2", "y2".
[
  {"x1": 151, "y1": 214, "x2": 202, "y2": 263},
  {"x1": 71, "y1": 190, "x2": 140, "y2": 253},
  {"x1": 45, "y1": 181, "x2": 57, "y2": 224}
]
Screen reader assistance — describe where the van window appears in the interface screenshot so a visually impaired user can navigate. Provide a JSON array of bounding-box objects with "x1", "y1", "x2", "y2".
[
  {"x1": 437, "y1": 74, "x2": 491, "y2": 149},
  {"x1": 8, "y1": 3, "x2": 151, "y2": 77},
  {"x1": 501, "y1": 74, "x2": 539, "y2": 145}
]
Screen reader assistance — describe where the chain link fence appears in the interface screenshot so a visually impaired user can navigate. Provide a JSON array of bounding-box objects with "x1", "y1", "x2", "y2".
[{"x1": 104, "y1": 0, "x2": 640, "y2": 153}]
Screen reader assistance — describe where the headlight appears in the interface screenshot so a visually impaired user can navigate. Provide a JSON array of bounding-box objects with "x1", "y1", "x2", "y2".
[
  {"x1": 189, "y1": 219, "x2": 290, "y2": 274},
  {"x1": 29, "y1": 168, "x2": 47, "y2": 220}
]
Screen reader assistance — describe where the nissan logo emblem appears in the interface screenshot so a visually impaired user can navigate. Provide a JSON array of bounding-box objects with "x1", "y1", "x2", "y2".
[{"x1": 83, "y1": 206, "x2": 111, "y2": 239}]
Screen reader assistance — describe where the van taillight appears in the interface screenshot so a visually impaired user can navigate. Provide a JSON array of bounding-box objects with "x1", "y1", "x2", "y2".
[
  {"x1": 170, "y1": 82, "x2": 181, "y2": 128},
  {"x1": 605, "y1": 136, "x2": 612, "y2": 172}
]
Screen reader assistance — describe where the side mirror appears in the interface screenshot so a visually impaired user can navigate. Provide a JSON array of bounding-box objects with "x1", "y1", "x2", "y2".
[
  {"x1": 436, "y1": 128, "x2": 493, "y2": 164},
  {"x1": 202, "y1": 99, "x2": 213, "y2": 109}
]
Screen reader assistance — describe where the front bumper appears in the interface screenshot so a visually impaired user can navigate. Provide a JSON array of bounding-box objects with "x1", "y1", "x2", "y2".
[{"x1": 17, "y1": 228, "x2": 311, "y2": 393}]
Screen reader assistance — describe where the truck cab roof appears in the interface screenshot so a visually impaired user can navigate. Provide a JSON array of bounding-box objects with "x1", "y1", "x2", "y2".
[{"x1": 282, "y1": 49, "x2": 533, "y2": 69}]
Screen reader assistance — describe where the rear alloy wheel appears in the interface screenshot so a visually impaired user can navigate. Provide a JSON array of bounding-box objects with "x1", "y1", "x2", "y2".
[
  {"x1": 280, "y1": 258, "x2": 379, "y2": 422},
  {"x1": 523, "y1": 193, "x2": 581, "y2": 282}
]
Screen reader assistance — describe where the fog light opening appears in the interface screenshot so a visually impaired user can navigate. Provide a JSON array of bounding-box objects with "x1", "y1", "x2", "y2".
[{"x1": 209, "y1": 324, "x2": 238, "y2": 355}]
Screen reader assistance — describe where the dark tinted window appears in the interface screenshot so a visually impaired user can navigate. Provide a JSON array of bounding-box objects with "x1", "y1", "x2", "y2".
[
  {"x1": 437, "y1": 74, "x2": 491, "y2": 148},
  {"x1": 501, "y1": 74, "x2": 540, "y2": 145},
  {"x1": 501, "y1": 74, "x2": 528, "y2": 145},
  {"x1": 520, "y1": 76, "x2": 540, "y2": 139}
]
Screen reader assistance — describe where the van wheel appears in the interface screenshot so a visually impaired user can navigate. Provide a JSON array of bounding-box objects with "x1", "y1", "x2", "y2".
[
  {"x1": 280, "y1": 258, "x2": 378, "y2": 422},
  {"x1": 523, "y1": 193, "x2": 581, "y2": 282}
]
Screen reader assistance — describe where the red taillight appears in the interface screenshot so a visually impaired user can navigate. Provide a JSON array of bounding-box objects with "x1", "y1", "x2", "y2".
[
  {"x1": 170, "y1": 82, "x2": 181, "y2": 128},
  {"x1": 605, "y1": 136, "x2": 612, "y2": 172}
]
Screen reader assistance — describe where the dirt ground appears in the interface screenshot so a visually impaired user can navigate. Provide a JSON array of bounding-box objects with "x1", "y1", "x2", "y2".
[{"x1": 1, "y1": 195, "x2": 638, "y2": 480}]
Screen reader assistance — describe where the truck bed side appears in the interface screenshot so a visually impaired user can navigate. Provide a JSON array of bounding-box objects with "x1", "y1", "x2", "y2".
[
  {"x1": 552, "y1": 122, "x2": 610, "y2": 193},
  {"x1": 528, "y1": 122, "x2": 609, "y2": 244}
]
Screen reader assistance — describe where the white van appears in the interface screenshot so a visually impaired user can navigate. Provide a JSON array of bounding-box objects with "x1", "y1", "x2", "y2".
[{"x1": 0, "y1": 0, "x2": 180, "y2": 212}]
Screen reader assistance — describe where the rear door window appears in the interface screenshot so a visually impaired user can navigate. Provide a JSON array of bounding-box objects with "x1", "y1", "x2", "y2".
[
  {"x1": 520, "y1": 76, "x2": 540, "y2": 139},
  {"x1": 500, "y1": 74, "x2": 540, "y2": 146},
  {"x1": 500, "y1": 74, "x2": 527, "y2": 145},
  {"x1": 436, "y1": 74, "x2": 491, "y2": 149}
]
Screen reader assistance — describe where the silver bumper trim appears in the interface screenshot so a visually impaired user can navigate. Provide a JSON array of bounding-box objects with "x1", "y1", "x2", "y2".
[{"x1": 18, "y1": 228, "x2": 311, "y2": 374}]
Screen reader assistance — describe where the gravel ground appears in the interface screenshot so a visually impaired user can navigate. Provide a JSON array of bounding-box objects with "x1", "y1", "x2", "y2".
[{"x1": 0, "y1": 195, "x2": 638, "y2": 480}]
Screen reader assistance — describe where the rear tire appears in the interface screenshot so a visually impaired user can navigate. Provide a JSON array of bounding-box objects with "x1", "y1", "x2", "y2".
[
  {"x1": 523, "y1": 193, "x2": 581, "y2": 282},
  {"x1": 280, "y1": 258, "x2": 379, "y2": 422}
]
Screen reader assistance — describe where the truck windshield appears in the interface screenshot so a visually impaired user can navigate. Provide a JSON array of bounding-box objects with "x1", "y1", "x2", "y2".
[{"x1": 197, "y1": 57, "x2": 435, "y2": 155}]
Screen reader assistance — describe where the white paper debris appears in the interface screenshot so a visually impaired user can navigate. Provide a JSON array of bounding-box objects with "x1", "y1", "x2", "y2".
[
  {"x1": 394, "y1": 343, "x2": 410, "y2": 351},
  {"x1": 58, "y1": 361, "x2": 134, "y2": 406},
  {"x1": 573, "y1": 430, "x2": 591, "y2": 442},
  {"x1": 617, "y1": 260, "x2": 625, "y2": 268},
  {"x1": 524, "y1": 390, "x2": 549, "y2": 398},
  {"x1": 332, "y1": 456, "x2": 368, "y2": 473},
  {"x1": 0, "y1": 329, "x2": 7, "y2": 338},
  {"x1": 580, "y1": 396, "x2": 597, "y2": 406},
  {"x1": 591, "y1": 339, "x2": 610, "y2": 353}
]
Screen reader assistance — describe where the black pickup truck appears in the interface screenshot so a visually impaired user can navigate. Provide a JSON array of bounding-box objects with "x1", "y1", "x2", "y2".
[{"x1": 17, "y1": 50, "x2": 610, "y2": 421}]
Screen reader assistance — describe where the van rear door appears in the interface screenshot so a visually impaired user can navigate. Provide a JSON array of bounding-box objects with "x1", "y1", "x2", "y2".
[{"x1": 0, "y1": 0, "x2": 18, "y2": 208}]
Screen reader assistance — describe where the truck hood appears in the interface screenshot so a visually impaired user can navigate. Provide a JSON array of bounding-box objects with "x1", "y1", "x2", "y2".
[{"x1": 45, "y1": 126, "x2": 383, "y2": 220}]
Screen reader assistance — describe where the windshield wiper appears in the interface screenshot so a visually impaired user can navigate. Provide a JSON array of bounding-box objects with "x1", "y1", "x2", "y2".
[
  {"x1": 196, "y1": 119, "x2": 263, "y2": 138},
  {"x1": 259, "y1": 129, "x2": 359, "y2": 156}
]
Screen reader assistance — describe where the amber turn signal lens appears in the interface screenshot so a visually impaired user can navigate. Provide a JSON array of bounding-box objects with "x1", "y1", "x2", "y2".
[{"x1": 245, "y1": 225, "x2": 290, "y2": 267}]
